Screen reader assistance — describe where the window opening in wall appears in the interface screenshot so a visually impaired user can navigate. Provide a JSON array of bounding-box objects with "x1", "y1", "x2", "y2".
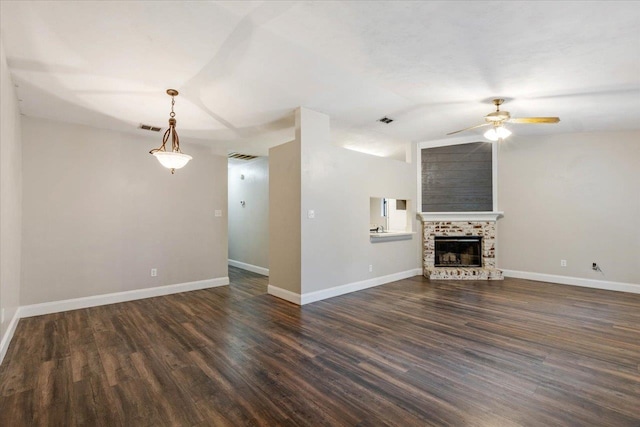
[{"x1": 370, "y1": 197, "x2": 412, "y2": 233}]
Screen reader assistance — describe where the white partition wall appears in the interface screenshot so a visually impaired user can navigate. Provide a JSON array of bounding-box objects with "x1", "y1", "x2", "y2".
[{"x1": 268, "y1": 108, "x2": 421, "y2": 305}]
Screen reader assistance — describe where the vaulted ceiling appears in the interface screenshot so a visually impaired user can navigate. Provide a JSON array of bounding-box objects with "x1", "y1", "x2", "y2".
[{"x1": 2, "y1": 1, "x2": 639, "y2": 159}]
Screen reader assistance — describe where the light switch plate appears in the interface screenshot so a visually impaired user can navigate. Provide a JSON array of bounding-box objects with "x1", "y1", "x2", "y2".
[{"x1": 307, "y1": 210, "x2": 315, "y2": 219}]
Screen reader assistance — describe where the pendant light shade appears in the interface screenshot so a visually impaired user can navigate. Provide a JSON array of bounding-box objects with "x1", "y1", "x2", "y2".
[
  {"x1": 152, "y1": 151, "x2": 192, "y2": 170},
  {"x1": 149, "y1": 89, "x2": 191, "y2": 174},
  {"x1": 484, "y1": 125, "x2": 512, "y2": 141}
]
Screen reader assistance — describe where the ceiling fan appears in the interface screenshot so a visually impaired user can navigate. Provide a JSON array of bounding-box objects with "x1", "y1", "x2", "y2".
[{"x1": 447, "y1": 99, "x2": 560, "y2": 141}]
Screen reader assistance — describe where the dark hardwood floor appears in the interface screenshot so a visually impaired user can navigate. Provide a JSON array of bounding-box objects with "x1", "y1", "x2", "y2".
[{"x1": 1, "y1": 267, "x2": 639, "y2": 426}]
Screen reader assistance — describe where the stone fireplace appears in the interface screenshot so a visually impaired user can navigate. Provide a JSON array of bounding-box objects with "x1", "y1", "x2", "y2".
[{"x1": 419, "y1": 212, "x2": 503, "y2": 280}]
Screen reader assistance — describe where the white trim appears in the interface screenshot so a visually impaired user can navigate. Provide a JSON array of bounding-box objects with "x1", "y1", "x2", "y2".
[
  {"x1": 267, "y1": 284, "x2": 301, "y2": 305},
  {"x1": 416, "y1": 141, "x2": 423, "y2": 215},
  {"x1": 502, "y1": 269, "x2": 640, "y2": 294},
  {"x1": 20, "y1": 277, "x2": 230, "y2": 318},
  {"x1": 0, "y1": 308, "x2": 21, "y2": 365},
  {"x1": 301, "y1": 268, "x2": 423, "y2": 305},
  {"x1": 492, "y1": 139, "x2": 499, "y2": 211},
  {"x1": 370, "y1": 232, "x2": 415, "y2": 242},
  {"x1": 268, "y1": 268, "x2": 423, "y2": 306},
  {"x1": 418, "y1": 211, "x2": 503, "y2": 222},
  {"x1": 228, "y1": 259, "x2": 269, "y2": 276},
  {"x1": 418, "y1": 135, "x2": 491, "y2": 149},
  {"x1": 416, "y1": 135, "x2": 499, "y2": 215}
]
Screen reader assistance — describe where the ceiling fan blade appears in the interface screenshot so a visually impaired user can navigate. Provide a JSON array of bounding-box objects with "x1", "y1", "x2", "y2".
[
  {"x1": 508, "y1": 117, "x2": 560, "y2": 124},
  {"x1": 446, "y1": 122, "x2": 491, "y2": 135}
]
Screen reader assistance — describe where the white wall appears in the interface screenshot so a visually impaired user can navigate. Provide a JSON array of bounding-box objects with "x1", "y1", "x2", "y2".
[
  {"x1": 228, "y1": 157, "x2": 269, "y2": 272},
  {"x1": 0, "y1": 36, "x2": 22, "y2": 348},
  {"x1": 387, "y1": 199, "x2": 409, "y2": 232},
  {"x1": 269, "y1": 140, "x2": 301, "y2": 294},
  {"x1": 299, "y1": 108, "x2": 420, "y2": 295},
  {"x1": 21, "y1": 117, "x2": 228, "y2": 305},
  {"x1": 369, "y1": 197, "x2": 386, "y2": 230},
  {"x1": 498, "y1": 130, "x2": 640, "y2": 285}
]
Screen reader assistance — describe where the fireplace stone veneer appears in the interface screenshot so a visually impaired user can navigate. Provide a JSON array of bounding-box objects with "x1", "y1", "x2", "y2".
[{"x1": 419, "y1": 213, "x2": 503, "y2": 280}]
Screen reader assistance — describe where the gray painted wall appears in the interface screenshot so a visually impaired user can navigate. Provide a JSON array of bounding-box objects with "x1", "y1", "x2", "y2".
[
  {"x1": 0, "y1": 37, "x2": 22, "y2": 343},
  {"x1": 21, "y1": 117, "x2": 229, "y2": 305},
  {"x1": 369, "y1": 197, "x2": 386, "y2": 230},
  {"x1": 498, "y1": 130, "x2": 640, "y2": 284},
  {"x1": 269, "y1": 140, "x2": 301, "y2": 294},
  {"x1": 228, "y1": 157, "x2": 269, "y2": 270},
  {"x1": 299, "y1": 108, "x2": 420, "y2": 294}
]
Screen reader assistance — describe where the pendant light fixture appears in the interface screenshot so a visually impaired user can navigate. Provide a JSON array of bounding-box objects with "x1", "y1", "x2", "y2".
[{"x1": 149, "y1": 89, "x2": 192, "y2": 174}]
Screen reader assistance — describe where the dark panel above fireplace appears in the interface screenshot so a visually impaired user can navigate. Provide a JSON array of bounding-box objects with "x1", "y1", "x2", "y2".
[{"x1": 421, "y1": 142, "x2": 493, "y2": 212}]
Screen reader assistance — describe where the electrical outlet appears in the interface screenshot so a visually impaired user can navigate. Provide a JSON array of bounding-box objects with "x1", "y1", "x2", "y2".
[
  {"x1": 369, "y1": 264, "x2": 373, "y2": 272},
  {"x1": 560, "y1": 260, "x2": 567, "y2": 267},
  {"x1": 151, "y1": 268, "x2": 157, "y2": 277},
  {"x1": 308, "y1": 210, "x2": 315, "y2": 219},
  {"x1": 214, "y1": 210, "x2": 222, "y2": 217}
]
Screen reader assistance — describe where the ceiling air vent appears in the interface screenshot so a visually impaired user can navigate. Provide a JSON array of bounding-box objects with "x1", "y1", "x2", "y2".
[
  {"x1": 378, "y1": 117, "x2": 394, "y2": 124},
  {"x1": 228, "y1": 152, "x2": 258, "y2": 161},
  {"x1": 139, "y1": 124, "x2": 162, "y2": 132}
]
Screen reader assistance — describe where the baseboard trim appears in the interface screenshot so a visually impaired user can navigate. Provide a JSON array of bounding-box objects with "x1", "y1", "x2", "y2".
[
  {"x1": 501, "y1": 269, "x2": 640, "y2": 294},
  {"x1": 268, "y1": 268, "x2": 422, "y2": 306},
  {"x1": 0, "y1": 308, "x2": 21, "y2": 365},
  {"x1": 301, "y1": 268, "x2": 423, "y2": 305},
  {"x1": 267, "y1": 284, "x2": 301, "y2": 305},
  {"x1": 228, "y1": 259, "x2": 269, "y2": 276},
  {"x1": 20, "y1": 277, "x2": 230, "y2": 319}
]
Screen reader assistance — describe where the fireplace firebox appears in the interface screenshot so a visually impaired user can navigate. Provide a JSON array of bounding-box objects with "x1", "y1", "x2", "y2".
[{"x1": 434, "y1": 236, "x2": 482, "y2": 267}]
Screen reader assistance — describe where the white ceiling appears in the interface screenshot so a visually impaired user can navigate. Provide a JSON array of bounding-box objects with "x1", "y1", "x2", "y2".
[{"x1": 1, "y1": 1, "x2": 639, "y2": 159}]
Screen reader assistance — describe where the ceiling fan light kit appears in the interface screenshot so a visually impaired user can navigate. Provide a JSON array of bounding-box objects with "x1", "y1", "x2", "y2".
[
  {"x1": 484, "y1": 125, "x2": 512, "y2": 141},
  {"x1": 149, "y1": 89, "x2": 192, "y2": 174},
  {"x1": 447, "y1": 98, "x2": 560, "y2": 141}
]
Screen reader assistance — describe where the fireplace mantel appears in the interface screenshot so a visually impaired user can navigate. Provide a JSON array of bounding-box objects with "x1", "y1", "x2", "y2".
[{"x1": 418, "y1": 211, "x2": 504, "y2": 222}]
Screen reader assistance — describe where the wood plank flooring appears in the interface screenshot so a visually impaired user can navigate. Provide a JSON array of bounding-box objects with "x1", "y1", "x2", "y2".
[{"x1": 1, "y1": 267, "x2": 639, "y2": 426}]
